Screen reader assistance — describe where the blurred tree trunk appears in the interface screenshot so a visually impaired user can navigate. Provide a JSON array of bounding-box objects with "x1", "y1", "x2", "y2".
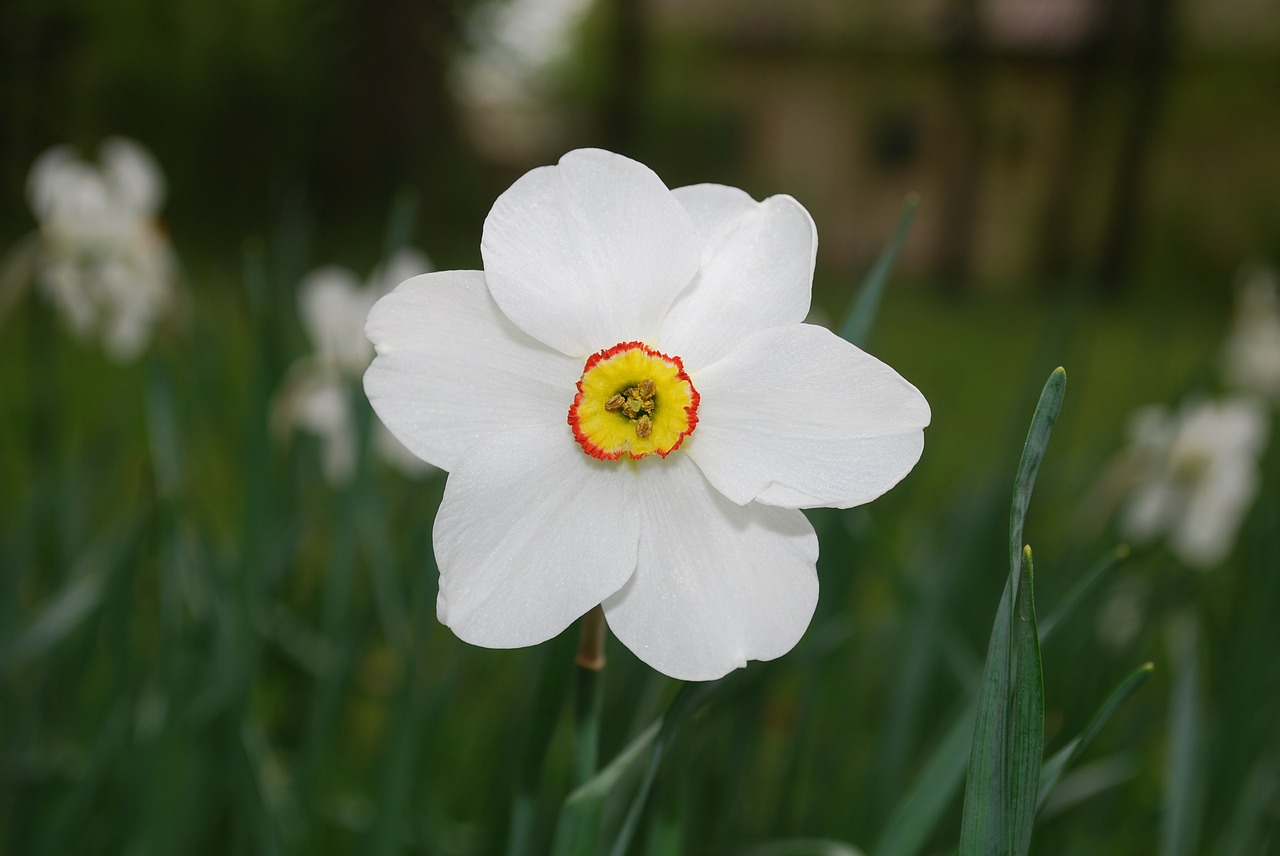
[
  {"x1": 317, "y1": 0, "x2": 467, "y2": 229},
  {"x1": 601, "y1": 0, "x2": 645, "y2": 155},
  {"x1": 1034, "y1": 0, "x2": 1114, "y2": 292},
  {"x1": 936, "y1": 0, "x2": 987, "y2": 298},
  {"x1": 1096, "y1": 0, "x2": 1177, "y2": 295}
]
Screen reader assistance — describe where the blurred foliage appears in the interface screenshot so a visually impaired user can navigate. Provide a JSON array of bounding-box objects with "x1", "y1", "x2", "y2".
[
  {"x1": 1, "y1": 0, "x2": 508, "y2": 262},
  {"x1": 3, "y1": 237, "x2": 1278, "y2": 852},
  {"x1": 2, "y1": 1, "x2": 1280, "y2": 853}
]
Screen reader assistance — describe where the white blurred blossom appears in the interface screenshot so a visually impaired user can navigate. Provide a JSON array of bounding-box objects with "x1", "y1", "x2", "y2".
[
  {"x1": 275, "y1": 249, "x2": 435, "y2": 485},
  {"x1": 452, "y1": 0, "x2": 595, "y2": 160},
  {"x1": 1222, "y1": 265, "x2": 1280, "y2": 401},
  {"x1": 1121, "y1": 397, "x2": 1269, "y2": 568},
  {"x1": 26, "y1": 138, "x2": 174, "y2": 361}
]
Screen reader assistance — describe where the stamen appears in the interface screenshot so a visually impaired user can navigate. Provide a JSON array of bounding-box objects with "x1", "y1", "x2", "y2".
[{"x1": 568, "y1": 342, "x2": 699, "y2": 461}]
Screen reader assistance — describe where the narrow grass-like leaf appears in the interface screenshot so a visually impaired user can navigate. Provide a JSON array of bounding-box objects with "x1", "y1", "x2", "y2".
[
  {"x1": 878, "y1": 545, "x2": 957, "y2": 809},
  {"x1": 1038, "y1": 545, "x2": 1128, "y2": 643},
  {"x1": 31, "y1": 700, "x2": 131, "y2": 856},
  {"x1": 960, "y1": 368, "x2": 1065, "y2": 856},
  {"x1": 1008, "y1": 546, "x2": 1043, "y2": 856},
  {"x1": 2, "y1": 520, "x2": 137, "y2": 671},
  {"x1": 874, "y1": 702, "x2": 977, "y2": 856},
  {"x1": 839, "y1": 194, "x2": 919, "y2": 348},
  {"x1": 1217, "y1": 743, "x2": 1280, "y2": 856},
  {"x1": 1160, "y1": 617, "x2": 1205, "y2": 856},
  {"x1": 145, "y1": 355, "x2": 183, "y2": 497},
  {"x1": 382, "y1": 187, "x2": 420, "y2": 260},
  {"x1": 1008, "y1": 368, "x2": 1065, "y2": 604},
  {"x1": 241, "y1": 721, "x2": 302, "y2": 851},
  {"x1": 959, "y1": 576, "x2": 1014, "y2": 856},
  {"x1": 369, "y1": 576, "x2": 435, "y2": 856},
  {"x1": 359, "y1": 505, "x2": 409, "y2": 650},
  {"x1": 744, "y1": 840, "x2": 868, "y2": 856},
  {"x1": 573, "y1": 658, "x2": 604, "y2": 788},
  {"x1": 551, "y1": 720, "x2": 661, "y2": 856},
  {"x1": 506, "y1": 630, "x2": 576, "y2": 856},
  {"x1": 1040, "y1": 756, "x2": 1138, "y2": 819},
  {"x1": 1037, "y1": 662, "x2": 1153, "y2": 811},
  {"x1": 609, "y1": 679, "x2": 726, "y2": 856},
  {"x1": 2, "y1": 571, "x2": 105, "y2": 672},
  {"x1": 642, "y1": 814, "x2": 683, "y2": 856}
]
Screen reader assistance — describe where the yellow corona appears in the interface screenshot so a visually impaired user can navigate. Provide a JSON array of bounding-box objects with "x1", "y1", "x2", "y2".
[{"x1": 568, "y1": 341, "x2": 699, "y2": 460}]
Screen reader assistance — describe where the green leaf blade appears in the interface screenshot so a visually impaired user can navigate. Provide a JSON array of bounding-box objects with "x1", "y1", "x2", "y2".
[
  {"x1": 874, "y1": 701, "x2": 977, "y2": 856},
  {"x1": 1008, "y1": 547, "x2": 1044, "y2": 856},
  {"x1": 1008, "y1": 368, "x2": 1065, "y2": 600},
  {"x1": 1037, "y1": 662, "x2": 1154, "y2": 812},
  {"x1": 959, "y1": 577, "x2": 1013, "y2": 856},
  {"x1": 551, "y1": 721, "x2": 661, "y2": 856},
  {"x1": 960, "y1": 368, "x2": 1065, "y2": 856},
  {"x1": 839, "y1": 194, "x2": 919, "y2": 348}
]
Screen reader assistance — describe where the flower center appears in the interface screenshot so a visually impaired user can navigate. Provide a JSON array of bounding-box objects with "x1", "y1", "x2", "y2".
[{"x1": 568, "y1": 341, "x2": 699, "y2": 460}]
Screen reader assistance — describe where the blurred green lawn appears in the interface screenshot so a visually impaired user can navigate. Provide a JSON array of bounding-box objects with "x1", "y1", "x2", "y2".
[{"x1": 6, "y1": 250, "x2": 1271, "y2": 855}]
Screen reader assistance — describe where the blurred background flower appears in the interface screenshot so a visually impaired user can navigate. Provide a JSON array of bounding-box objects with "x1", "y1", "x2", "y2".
[
  {"x1": 1119, "y1": 396, "x2": 1269, "y2": 567},
  {"x1": 1222, "y1": 263, "x2": 1280, "y2": 401},
  {"x1": 274, "y1": 248, "x2": 434, "y2": 484},
  {"x1": 22, "y1": 137, "x2": 173, "y2": 360}
]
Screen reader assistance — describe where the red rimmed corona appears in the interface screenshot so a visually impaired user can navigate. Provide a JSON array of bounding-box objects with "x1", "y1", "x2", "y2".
[{"x1": 569, "y1": 341, "x2": 700, "y2": 460}]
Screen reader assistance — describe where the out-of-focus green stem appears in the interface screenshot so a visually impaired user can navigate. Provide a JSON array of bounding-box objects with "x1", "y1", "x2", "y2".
[{"x1": 573, "y1": 605, "x2": 606, "y2": 787}]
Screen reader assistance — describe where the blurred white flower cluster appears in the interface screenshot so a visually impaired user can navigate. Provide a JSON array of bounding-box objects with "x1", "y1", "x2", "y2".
[
  {"x1": 25, "y1": 138, "x2": 175, "y2": 361},
  {"x1": 274, "y1": 249, "x2": 435, "y2": 485},
  {"x1": 1120, "y1": 397, "x2": 1268, "y2": 568},
  {"x1": 1222, "y1": 265, "x2": 1280, "y2": 401},
  {"x1": 1118, "y1": 265, "x2": 1279, "y2": 568}
]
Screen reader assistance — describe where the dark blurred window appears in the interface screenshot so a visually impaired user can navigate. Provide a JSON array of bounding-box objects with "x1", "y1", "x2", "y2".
[{"x1": 871, "y1": 106, "x2": 920, "y2": 172}]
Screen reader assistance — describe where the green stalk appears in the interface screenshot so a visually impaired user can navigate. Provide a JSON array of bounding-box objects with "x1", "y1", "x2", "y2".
[{"x1": 574, "y1": 606, "x2": 607, "y2": 787}]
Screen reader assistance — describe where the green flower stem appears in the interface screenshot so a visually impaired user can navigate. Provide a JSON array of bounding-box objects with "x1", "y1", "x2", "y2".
[{"x1": 573, "y1": 605, "x2": 607, "y2": 787}]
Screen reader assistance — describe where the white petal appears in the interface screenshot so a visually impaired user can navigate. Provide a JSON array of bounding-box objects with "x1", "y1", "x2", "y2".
[
  {"x1": 687, "y1": 324, "x2": 930, "y2": 509},
  {"x1": 363, "y1": 270, "x2": 581, "y2": 472},
  {"x1": 1175, "y1": 458, "x2": 1259, "y2": 567},
  {"x1": 481, "y1": 149, "x2": 700, "y2": 356},
  {"x1": 603, "y1": 454, "x2": 818, "y2": 681},
  {"x1": 27, "y1": 146, "x2": 78, "y2": 223},
  {"x1": 100, "y1": 137, "x2": 165, "y2": 217},
  {"x1": 299, "y1": 266, "x2": 371, "y2": 370},
  {"x1": 660, "y1": 188, "x2": 816, "y2": 368},
  {"x1": 372, "y1": 419, "x2": 436, "y2": 478},
  {"x1": 434, "y1": 428, "x2": 640, "y2": 648},
  {"x1": 101, "y1": 303, "x2": 150, "y2": 362},
  {"x1": 293, "y1": 380, "x2": 357, "y2": 485},
  {"x1": 1120, "y1": 479, "x2": 1175, "y2": 545},
  {"x1": 670, "y1": 183, "x2": 757, "y2": 245}
]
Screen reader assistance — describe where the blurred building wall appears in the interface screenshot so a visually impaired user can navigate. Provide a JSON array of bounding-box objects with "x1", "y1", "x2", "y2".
[{"x1": 631, "y1": 0, "x2": 1280, "y2": 291}]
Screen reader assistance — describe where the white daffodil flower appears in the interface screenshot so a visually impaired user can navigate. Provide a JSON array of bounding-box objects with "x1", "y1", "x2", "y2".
[
  {"x1": 1222, "y1": 266, "x2": 1280, "y2": 401},
  {"x1": 1121, "y1": 397, "x2": 1269, "y2": 568},
  {"x1": 276, "y1": 249, "x2": 435, "y2": 485},
  {"x1": 364, "y1": 149, "x2": 931, "y2": 681},
  {"x1": 26, "y1": 138, "x2": 174, "y2": 361}
]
